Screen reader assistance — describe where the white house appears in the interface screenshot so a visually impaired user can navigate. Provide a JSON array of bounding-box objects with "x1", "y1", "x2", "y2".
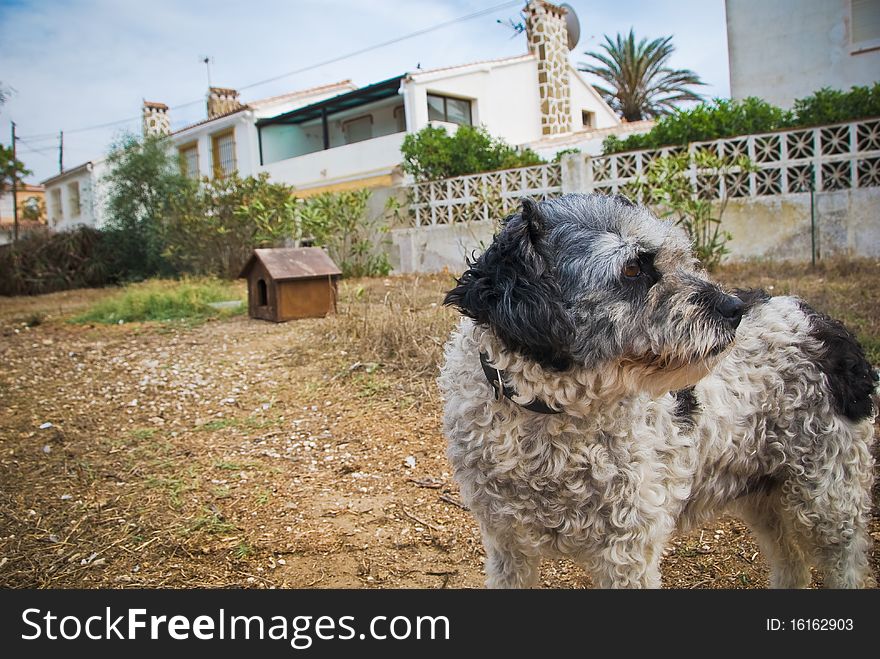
[
  {"x1": 253, "y1": 0, "x2": 620, "y2": 194},
  {"x1": 40, "y1": 159, "x2": 108, "y2": 232},
  {"x1": 45, "y1": 0, "x2": 626, "y2": 224},
  {"x1": 726, "y1": 0, "x2": 880, "y2": 108}
]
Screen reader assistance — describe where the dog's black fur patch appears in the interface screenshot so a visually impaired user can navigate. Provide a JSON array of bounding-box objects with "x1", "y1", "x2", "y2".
[
  {"x1": 732, "y1": 288, "x2": 771, "y2": 312},
  {"x1": 737, "y1": 474, "x2": 780, "y2": 499},
  {"x1": 797, "y1": 300, "x2": 877, "y2": 422},
  {"x1": 444, "y1": 200, "x2": 575, "y2": 371},
  {"x1": 672, "y1": 386, "x2": 700, "y2": 429}
]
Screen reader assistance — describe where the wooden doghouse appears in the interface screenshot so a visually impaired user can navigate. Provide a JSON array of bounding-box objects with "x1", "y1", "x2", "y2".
[{"x1": 239, "y1": 247, "x2": 342, "y2": 322}]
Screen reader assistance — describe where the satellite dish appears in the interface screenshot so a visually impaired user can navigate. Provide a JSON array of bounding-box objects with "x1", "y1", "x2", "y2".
[{"x1": 560, "y1": 4, "x2": 581, "y2": 50}]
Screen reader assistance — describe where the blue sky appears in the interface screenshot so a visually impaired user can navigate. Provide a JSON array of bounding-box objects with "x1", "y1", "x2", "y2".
[{"x1": 0, "y1": 0, "x2": 729, "y2": 182}]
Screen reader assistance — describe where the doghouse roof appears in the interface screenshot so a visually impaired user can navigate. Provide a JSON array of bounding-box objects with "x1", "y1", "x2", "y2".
[{"x1": 238, "y1": 248, "x2": 342, "y2": 282}]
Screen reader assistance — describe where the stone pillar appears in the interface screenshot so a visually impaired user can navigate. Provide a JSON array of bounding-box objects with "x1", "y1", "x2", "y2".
[
  {"x1": 525, "y1": 0, "x2": 572, "y2": 136},
  {"x1": 207, "y1": 87, "x2": 242, "y2": 119},
  {"x1": 142, "y1": 101, "x2": 170, "y2": 137}
]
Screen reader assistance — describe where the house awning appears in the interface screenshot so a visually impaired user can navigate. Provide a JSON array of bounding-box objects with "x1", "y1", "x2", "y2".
[{"x1": 256, "y1": 75, "x2": 405, "y2": 127}]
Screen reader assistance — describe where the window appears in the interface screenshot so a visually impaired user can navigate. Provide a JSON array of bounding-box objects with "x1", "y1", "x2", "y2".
[
  {"x1": 427, "y1": 93, "x2": 472, "y2": 125},
  {"x1": 67, "y1": 182, "x2": 81, "y2": 218},
  {"x1": 179, "y1": 142, "x2": 199, "y2": 179},
  {"x1": 50, "y1": 188, "x2": 62, "y2": 225},
  {"x1": 852, "y1": 0, "x2": 880, "y2": 51},
  {"x1": 393, "y1": 105, "x2": 407, "y2": 132},
  {"x1": 22, "y1": 196, "x2": 43, "y2": 222},
  {"x1": 581, "y1": 110, "x2": 595, "y2": 129},
  {"x1": 342, "y1": 115, "x2": 373, "y2": 144},
  {"x1": 212, "y1": 130, "x2": 237, "y2": 178}
]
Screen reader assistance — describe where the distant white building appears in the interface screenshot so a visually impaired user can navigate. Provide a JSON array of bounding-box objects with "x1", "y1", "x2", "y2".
[
  {"x1": 45, "y1": 0, "x2": 633, "y2": 224},
  {"x1": 726, "y1": 0, "x2": 880, "y2": 108},
  {"x1": 40, "y1": 160, "x2": 108, "y2": 233}
]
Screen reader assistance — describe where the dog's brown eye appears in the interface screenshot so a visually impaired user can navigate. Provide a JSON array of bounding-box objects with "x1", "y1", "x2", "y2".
[{"x1": 623, "y1": 260, "x2": 641, "y2": 278}]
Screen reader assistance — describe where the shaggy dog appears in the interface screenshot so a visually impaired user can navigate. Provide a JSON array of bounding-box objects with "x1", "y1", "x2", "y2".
[{"x1": 439, "y1": 193, "x2": 877, "y2": 588}]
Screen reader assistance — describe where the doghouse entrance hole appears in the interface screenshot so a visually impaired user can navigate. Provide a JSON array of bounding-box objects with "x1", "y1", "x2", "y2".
[{"x1": 257, "y1": 279, "x2": 268, "y2": 306}]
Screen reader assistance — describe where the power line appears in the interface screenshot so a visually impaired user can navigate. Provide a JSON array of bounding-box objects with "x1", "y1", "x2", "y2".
[
  {"x1": 237, "y1": 1, "x2": 522, "y2": 92},
  {"x1": 16, "y1": 137, "x2": 57, "y2": 157},
  {"x1": 17, "y1": 0, "x2": 522, "y2": 140}
]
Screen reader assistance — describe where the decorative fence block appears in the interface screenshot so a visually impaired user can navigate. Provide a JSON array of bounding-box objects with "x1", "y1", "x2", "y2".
[
  {"x1": 406, "y1": 163, "x2": 562, "y2": 227},
  {"x1": 584, "y1": 118, "x2": 880, "y2": 199}
]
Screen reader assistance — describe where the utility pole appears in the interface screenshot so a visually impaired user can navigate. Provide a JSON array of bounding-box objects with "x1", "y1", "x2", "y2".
[
  {"x1": 59, "y1": 130, "x2": 64, "y2": 174},
  {"x1": 11, "y1": 121, "x2": 18, "y2": 244}
]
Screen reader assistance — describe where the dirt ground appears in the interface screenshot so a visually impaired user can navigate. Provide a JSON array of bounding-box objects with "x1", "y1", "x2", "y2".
[{"x1": 1, "y1": 264, "x2": 878, "y2": 589}]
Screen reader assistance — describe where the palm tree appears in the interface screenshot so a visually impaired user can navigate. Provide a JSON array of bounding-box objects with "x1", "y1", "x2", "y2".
[{"x1": 579, "y1": 29, "x2": 705, "y2": 122}]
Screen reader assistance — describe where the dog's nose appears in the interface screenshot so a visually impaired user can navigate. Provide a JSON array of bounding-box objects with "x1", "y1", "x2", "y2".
[{"x1": 715, "y1": 295, "x2": 744, "y2": 329}]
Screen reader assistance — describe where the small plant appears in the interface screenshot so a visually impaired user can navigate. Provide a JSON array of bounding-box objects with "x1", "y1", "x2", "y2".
[
  {"x1": 233, "y1": 542, "x2": 253, "y2": 560},
  {"x1": 552, "y1": 148, "x2": 581, "y2": 163},
  {"x1": 629, "y1": 150, "x2": 755, "y2": 270},
  {"x1": 213, "y1": 459, "x2": 244, "y2": 471},
  {"x1": 187, "y1": 509, "x2": 237, "y2": 535},
  {"x1": 297, "y1": 189, "x2": 392, "y2": 277}
]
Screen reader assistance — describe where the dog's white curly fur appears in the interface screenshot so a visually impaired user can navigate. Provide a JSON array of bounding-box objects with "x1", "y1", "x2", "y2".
[{"x1": 439, "y1": 196, "x2": 876, "y2": 589}]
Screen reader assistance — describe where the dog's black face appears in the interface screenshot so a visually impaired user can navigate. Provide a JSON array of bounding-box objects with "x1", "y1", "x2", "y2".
[{"x1": 445, "y1": 194, "x2": 744, "y2": 391}]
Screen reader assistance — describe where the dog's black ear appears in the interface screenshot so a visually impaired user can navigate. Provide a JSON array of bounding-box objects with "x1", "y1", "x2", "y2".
[{"x1": 444, "y1": 199, "x2": 574, "y2": 370}]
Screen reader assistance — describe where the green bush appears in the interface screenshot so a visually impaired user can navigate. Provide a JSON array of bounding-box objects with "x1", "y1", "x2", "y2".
[
  {"x1": 72, "y1": 278, "x2": 244, "y2": 324},
  {"x1": 102, "y1": 134, "x2": 189, "y2": 280},
  {"x1": 297, "y1": 189, "x2": 391, "y2": 278},
  {"x1": 603, "y1": 97, "x2": 791, "y2": 154},
  {"x1": 792, "y1": 84, "x2": 880, "y2": 126},
  {"x1": 603, "y1": 83, "x2": 880, "y2": 154},
  {"x1": 0, "y1": 226, "x2": 112, "y2": 296},
  {"x1": 401, "y1": 125, "x2": 544, "y2": 182},
  {"x1": 164, "y1": 172, "x2": 297, "y2": 279}
]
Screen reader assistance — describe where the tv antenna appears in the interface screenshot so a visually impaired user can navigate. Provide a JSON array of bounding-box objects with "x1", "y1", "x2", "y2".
[
  {"x1": 496, "y1": 14, "x2": 526, "y2": 38},
  {"x1": 200, "y1": 56, "x2": 214, "y2": 87}
]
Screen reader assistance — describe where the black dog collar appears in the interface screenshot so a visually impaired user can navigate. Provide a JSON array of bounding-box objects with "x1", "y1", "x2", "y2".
[{"x1": 479, "y1": 352, "x2": 562, "y2": 415}]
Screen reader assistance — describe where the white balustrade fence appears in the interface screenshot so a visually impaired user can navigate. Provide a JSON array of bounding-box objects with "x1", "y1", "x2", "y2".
[
  {"x1": 406, "y1": 163, "x2": 562, "y2": 227},
  {"x1": 402, "y1": 118, "x2": 880, "y2": 232},
  {"x1": 583, "y1": 118, "x2": 880, "y2": 199}
]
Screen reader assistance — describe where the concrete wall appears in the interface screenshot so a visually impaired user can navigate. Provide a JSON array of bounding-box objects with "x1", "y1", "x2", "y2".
[
  {"x1": 391, "y1": 152, "x2": 880, "y2": 273},
  {"x1": 390, "y1": 219, "x2": 496, "y2": 274},
  {"x1": 722, "y1": 188, "x2": 880, "y2": 261},
  {"x1": 727, "y1": 0, "x2": 880, "y2": 108}
]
